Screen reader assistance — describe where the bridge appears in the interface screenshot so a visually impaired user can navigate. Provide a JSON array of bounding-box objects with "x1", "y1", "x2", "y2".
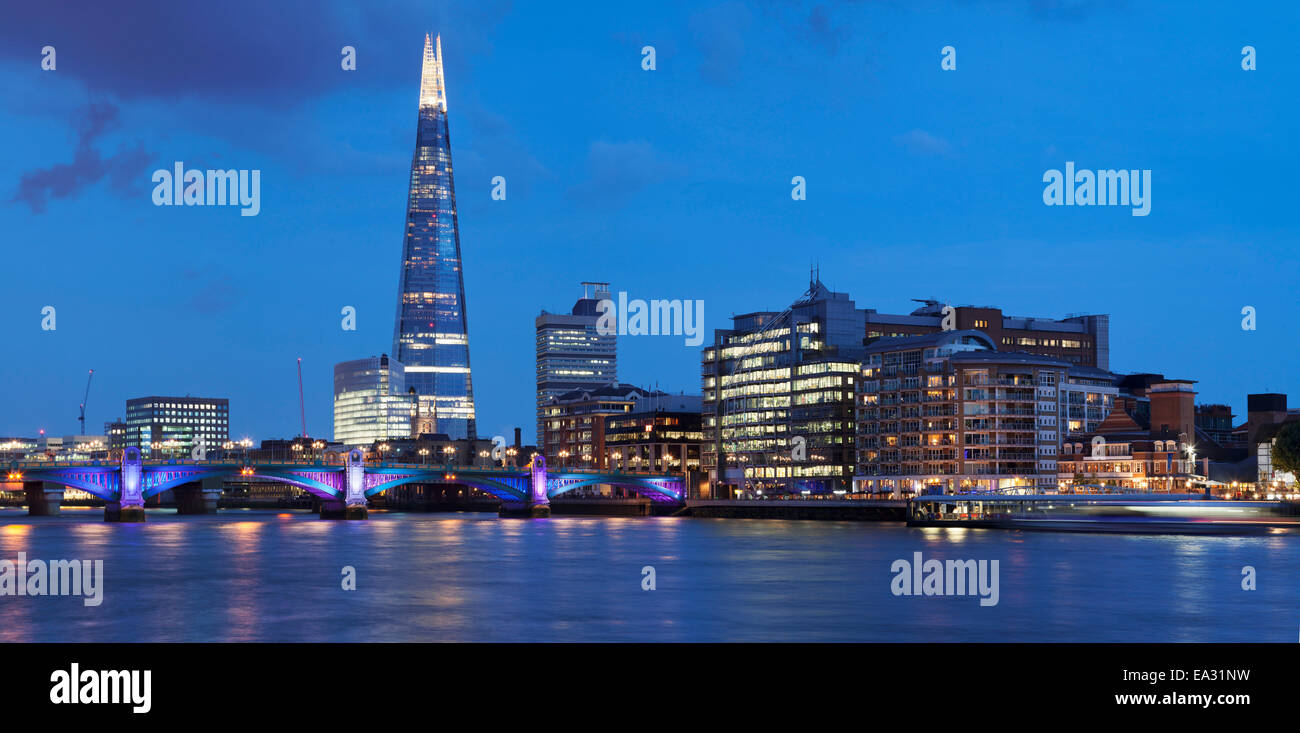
[{"x1": 4, "y1": 448, "x2": 685, "y2": 522}]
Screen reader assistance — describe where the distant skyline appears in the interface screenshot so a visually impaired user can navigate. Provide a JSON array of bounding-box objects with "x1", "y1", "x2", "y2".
[{"x1": 1, "y1": 1, "x2": 1297, "y2": 443}]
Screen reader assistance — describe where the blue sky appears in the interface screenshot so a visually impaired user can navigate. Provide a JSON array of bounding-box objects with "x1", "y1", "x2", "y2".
[{"x1": 1, "y1": 0, "x2": 1296, "y2": 443}]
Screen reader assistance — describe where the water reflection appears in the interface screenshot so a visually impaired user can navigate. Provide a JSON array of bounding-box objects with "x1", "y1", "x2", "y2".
[{"x1": 0, "y1": 510, "x2": 1297, "y2": 641}]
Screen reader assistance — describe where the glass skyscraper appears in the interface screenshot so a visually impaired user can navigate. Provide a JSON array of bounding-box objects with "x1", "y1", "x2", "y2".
[
  {"x1": 333, "y1": 355, "x2": 415, "y2": 448},
  {"x1": 535, "y1": 282, "x2": 619, "y2": 443},
  {"x1": 392, "y1": 34, "x2": 477, "y2": 440}
]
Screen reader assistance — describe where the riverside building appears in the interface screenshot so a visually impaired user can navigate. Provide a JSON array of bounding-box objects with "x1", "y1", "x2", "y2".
[
  {"x1": 701, "y1": 279, "x2": 863, "y2": 497},
  {"x1": 333, "y1": 354, "x2": 415, "y2": 448},
  {"x1": 863, "y1": 299, "x2": 1109, "y2": 369},
  {"x1": 535, "y1": 282, "x2": 618, "y2": 443},
  {"x1": 853, "y1": 330, "x2": 1071, "y2": 496}
]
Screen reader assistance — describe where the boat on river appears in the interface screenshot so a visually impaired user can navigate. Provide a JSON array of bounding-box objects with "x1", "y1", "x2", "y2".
[{"x1": 906, "y1": 492, "x2": 1300, "y2": 535}]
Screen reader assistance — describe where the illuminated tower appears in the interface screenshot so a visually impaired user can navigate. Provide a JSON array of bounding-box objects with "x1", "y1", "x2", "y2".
[{"x1": 392, "y1": 34, "x2": 477, "y2": 439}]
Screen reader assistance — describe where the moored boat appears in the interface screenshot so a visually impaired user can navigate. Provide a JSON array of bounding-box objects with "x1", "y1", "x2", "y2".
[{"x1": 907, "y1": 492, "x2": 1300, "y2": 535}]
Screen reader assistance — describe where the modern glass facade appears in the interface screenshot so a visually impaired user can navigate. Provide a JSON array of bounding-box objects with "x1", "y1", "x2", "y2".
[
  {"x1": 333, "y1": 355, "x2": 414, "y2": 448},
  {"x1": 124, "y1": 396, "x2": 229, "y2": 458},
  {"x1": 535, "y1": 282, "x2": 618, "y2": 443},
  {"x1": 701, "y1": 280, "x2": 865, "y2": 497},
  {"x1": 392, "y1": 34, "x2": 476, "y2": 440}
]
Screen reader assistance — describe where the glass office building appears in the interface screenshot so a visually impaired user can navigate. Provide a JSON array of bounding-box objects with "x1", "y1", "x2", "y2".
[
  {"x1": 392, "y1": 34, "x2": 477, "y2": 440},
  {"x1": 535, "y1": 282, "x2": 618, "y2": 443},
  {"x1": 124, "y1": 396, "x2": 229, "y2": 458},
  {"x1": 701, "y1": 279, "x2": 865, "y2": 497},
  {"x1": 333, "y1": 355, "x2": 414, "y2": 448}
]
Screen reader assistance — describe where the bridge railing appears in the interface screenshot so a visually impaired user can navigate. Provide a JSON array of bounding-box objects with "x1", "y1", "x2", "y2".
[{"x1": 12, "y1": 459, "x2": 683, "y2": 480}]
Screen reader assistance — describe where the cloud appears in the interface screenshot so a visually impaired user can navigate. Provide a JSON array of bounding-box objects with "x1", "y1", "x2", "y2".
[
  {"x1": 801, "y1": 4, "x2": 852, "y2": 55},
  {"x1": 11, "y1": 101, "x2": 152, "y2": 213},
  {"x1": 689, "y1": 2, "x2": 754, "y2": 86},
  {"x1": 181, "y1": 269, "x2": 242, "y2": 315},
  {"x1": 566, "y1": 140, "x2": 683, "y2": 206},
  {"x1": 894, "y1": 129, "x2": 952, "y2": 157},
  {"x1": 0, "y1": 1, "x2": 512, "y2": 103}
]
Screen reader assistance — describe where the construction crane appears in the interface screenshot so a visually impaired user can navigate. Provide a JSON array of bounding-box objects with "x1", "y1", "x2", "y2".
[
  {"x1": 296, "y1": 358, "x2": 308, "y2": 439},
  {"x1": 77, "y1": 369, "x2": 94, "y2": 434}
]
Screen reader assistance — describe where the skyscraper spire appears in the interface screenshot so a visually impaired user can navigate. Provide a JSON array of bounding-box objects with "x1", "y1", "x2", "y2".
[
  {"x1": 394, "y1": 34, "x2": 476, "y2": 440},
  {"x1": 419, "y1": 33, "x2": 447, "y2": 111}
]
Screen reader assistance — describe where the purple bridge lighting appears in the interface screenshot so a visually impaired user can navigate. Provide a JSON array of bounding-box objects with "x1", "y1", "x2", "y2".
[{"x1": 6, "y1": 449, "x2": 686, "y2": 522}]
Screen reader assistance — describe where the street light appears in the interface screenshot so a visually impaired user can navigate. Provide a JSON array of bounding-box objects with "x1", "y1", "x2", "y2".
[
  {"x1": 419, "y1": 448, "x2": 430, "y2": 465},
  {"x1": 442, "y1": 445, "x2": 455, "y2": 465}
]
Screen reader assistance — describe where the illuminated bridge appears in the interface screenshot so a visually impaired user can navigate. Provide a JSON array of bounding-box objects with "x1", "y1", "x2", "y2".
[{"x1": 5, "y1": 448, "x2": 685, "y2": 522}]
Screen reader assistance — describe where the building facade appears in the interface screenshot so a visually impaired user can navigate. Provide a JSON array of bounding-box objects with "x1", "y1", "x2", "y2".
[
  {"x1": 333, "y1": 354, "x2": 415, "y2": 448},
  {"x1": 541, "y1": 384, "x2": 650, "y2": 470},
  {"x1": 1059, "y1": 366, "x2": 1118, "y2": 440},
  {"x1": 535, "y1": 282, "x2": 618, "y2": 443},
  {"x1": 392, "y1": 34, "x2": 477, "y2": 440},
  {"x1": 603, "y1": 394, "x2": 704, "y2": 475},
  {"x1": 1056, "y1": 385, "x2": 1203, "y2": 492},
  {"x1": 854, "y1": 331, "x2": 1068, "y2": 496},
  {"x1": 701, "y1": 280, "x2": 864, "y2": 497},
  {"x1": 123, "y1": 396, "x2": 230, "y2": 458},
  {"x1": 863, "y1": 299, "x2": 1109, "y2": 369}
]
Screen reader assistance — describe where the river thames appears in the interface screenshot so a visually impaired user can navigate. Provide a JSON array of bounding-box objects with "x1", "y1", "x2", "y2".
[{"x1": 1, "y1": 508, "x2": 1296, "y2": 642}]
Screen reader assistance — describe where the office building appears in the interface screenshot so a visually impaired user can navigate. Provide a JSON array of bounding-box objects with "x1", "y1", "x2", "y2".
[
  {"x1": 391, "y1": 34, "x2": 477, "y2": 440},
  {"x1": 542, "y1": 384, "x2": 654, "y2": 470},
  {"x1": 333, "y1": 354, "x2": 415, "y2": 448},
  {"x1": 124, "y1": 396, "x2": 229, "y2": 458},
  {"x1": 701, "y1": 279, "x2": 864, "y2": 497},
  {"x1": 536, "y1": 282, "x2": 618, "y2": 442},
  {"x1": 863, "y1": 299, "x2": 1109, "y2": 369},
  {"x1": 604, "y1": 394, "x2": 704, "y2": 475}
]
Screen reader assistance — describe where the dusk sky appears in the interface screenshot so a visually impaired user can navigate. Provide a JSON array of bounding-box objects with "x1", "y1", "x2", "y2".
[{"x1": 1, "y1": 1, "x2": 1296, "y2": 443}]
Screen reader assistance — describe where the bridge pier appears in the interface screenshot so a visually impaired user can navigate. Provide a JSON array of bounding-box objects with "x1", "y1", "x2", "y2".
[
  {"x1": 101, "y1": 502, "x2": 143, "y2": 522},
  {"x1": 318, "y1": 499, "x2": 368, "y2": 520},
  {"x1": 499, "y1": 455, "x2": 551, "y2": 518},
  {"x1": 106, "y1": 447, "x2": 147, "y2": 522},
  {"x1": 320, "y1": 449, "x2": 368, "y2": 519},
  {"x1": 498, "y1": 501, "x2": 550, "y2": 518},
  {"x1": 23, "y1": 482, "x2": 63, "y2": 516},
  {"x1": 175, "y1": 478, "x2": 223, "y2": 515}
]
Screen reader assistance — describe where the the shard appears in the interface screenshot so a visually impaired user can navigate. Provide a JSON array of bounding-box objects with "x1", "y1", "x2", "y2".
[{"x1": 392, "y1": 34, "x2": 477, "y2": 440}]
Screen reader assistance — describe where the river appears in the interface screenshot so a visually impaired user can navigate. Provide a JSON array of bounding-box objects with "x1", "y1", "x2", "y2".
[{"x1": 0, "y1": 507, "x2": 1294, "y2": 642}]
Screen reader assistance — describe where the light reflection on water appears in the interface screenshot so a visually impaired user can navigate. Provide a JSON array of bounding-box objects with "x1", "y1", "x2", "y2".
[{"x1": 0, "y1": 507, "x2": 1295, "y2": 642}]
